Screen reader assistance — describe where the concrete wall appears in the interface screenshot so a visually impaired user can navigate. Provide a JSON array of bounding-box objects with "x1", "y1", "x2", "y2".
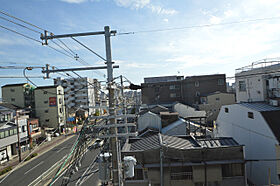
[
  {"x1": 137, "y1": 112, "x2": 161, "y2": 132},
  {"x1": 2, "y1": 85, "x2": 25, "y2": 108},
  {"x1": 198, "y1": 93, "x2": 235, "y2": 122},
  {"x1": 215, "y1": 104, "x2": 279, "y2": 185}
]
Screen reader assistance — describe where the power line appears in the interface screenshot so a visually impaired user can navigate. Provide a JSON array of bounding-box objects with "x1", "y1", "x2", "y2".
[
  {"x1": 50, "y1": 40, "x2": 76, "y2": 57},
  {"x1": 57, "y1": 39, "x2": 76, "y2": 56},
  {"x1": 0, "y1": 24, "x2": 42, "y2": 43},
  {"x1": 71, "y1": 37, "x2": 106, "y2": 61},
  {"x1": 118, "y1": 16, "x2": 280, "y2": 35},
  {"x1": 0, "y1": 15, "x2": 41, "y2": 34},
  {"x1": 0, "y1": 9, "x2": 45, "y2": 31}
]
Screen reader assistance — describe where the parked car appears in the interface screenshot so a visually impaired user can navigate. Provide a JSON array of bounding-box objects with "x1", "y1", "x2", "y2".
[{"x1": 92, "y1": 138, "x2": 104, "y2": 149}]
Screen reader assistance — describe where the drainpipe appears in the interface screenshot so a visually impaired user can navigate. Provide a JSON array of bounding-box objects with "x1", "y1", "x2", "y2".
[{"x1": 159, "y1": 133, "x2": 164, "y2": 186}]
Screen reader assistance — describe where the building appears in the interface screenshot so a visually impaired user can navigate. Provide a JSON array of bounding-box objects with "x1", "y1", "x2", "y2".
[
  {"x1": 141, "y1": 74, "x2": 226, "y2": 106},
  {"x1": 122, "y1": 134, "x2": 246, "y2": 186},
  {"x1": 27, "y1": 118, "x2": 41, "y2": 147},
  {"x1": 0, "y1": 103, "x2": 29, "y2": 163},
  {"x1": 235, "y1": 59, "x2": 280, "y2": 103},
  {"x1": 215, "y1": 102, "x2": 280, "y2": 185},
  {"x1": 34, "y1": 85, "x2": 66, "y2": 131},
  {"x1": 198, "y1": 92, "x2": 235, "y2": 124},
  {"x1": 54, "y1": 77, "x2": 100, "y2": 116},
  {"x1": 1, "y1": 83, "x2": 35, "y2": 109}
]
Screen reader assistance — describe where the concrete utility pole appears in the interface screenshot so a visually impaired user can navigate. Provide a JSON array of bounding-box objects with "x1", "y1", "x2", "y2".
[
  {"x1": 16, "y1": 110, "x2": 22, "y2": 162},
  {"x1": 40, "y1": 26, "x2": 122, "y2": 185}
]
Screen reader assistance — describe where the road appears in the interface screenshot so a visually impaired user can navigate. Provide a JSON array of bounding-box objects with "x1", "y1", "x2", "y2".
[
  {"x1": 52, "y1": 144, "x2": 101, "y2": 186},
  {"x1": 0, "y1": 135, "x2": 77, "y2": 186}
]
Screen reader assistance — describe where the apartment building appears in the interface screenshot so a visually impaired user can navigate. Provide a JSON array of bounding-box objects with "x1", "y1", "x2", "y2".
[
  {"x1": 34, "y1": 85, "x2": 65, "y2": 130},
  {"x1": 141, "y1": 74, "x2": 226, "y2": 106},
  {"x1": 54, "y1": 77, "x2": 100, "y2": 115},
  {"x1": 1, "y1": 83, "x2": 34, "y2": 109},
  {"x1": 235, "y1": 60, "x2": 280, "y2": 104},
  {"x1": 122, "y1": 134, "x2": 246, "y2": 186},
  {"x1": 0, "y1": 103, "x2": 29, "y2": 163}
]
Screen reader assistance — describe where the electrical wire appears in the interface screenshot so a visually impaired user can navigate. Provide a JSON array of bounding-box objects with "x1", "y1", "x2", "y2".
[
  {"x1": 0, "y1": 15, "x2": 41, "y2": 33},
  {"x1": 0, "y1": 24, "x2": 42, "y2": 43},
  {"x1": 118, "y1": 16, "x2": 280, "y2": 35},
  {"x1": 0, "y1": 9, "x2": 45, "y2": 31},
  {"x1": 71, "y1": 37, "x2": 106, "y2": 61},
  {"x1": 50, "y1": 40, "x2": 76, "y2": 57},
  {"x1": 57, "y1": 38, "x2": 76, "y2": 56}
]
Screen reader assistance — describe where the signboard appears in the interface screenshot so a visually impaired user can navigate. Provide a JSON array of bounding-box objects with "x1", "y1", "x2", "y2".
[{"x1": 49, "y1": 97, "x2": 57, "y2": 107}]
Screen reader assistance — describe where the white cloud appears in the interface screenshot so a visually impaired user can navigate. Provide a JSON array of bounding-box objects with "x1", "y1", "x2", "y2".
[
  {"x1": 60, "y1": 0, "x2": 87, "y2": 3},
  {"x1": 209, "y1": 15, "x2": 222, "y2": 24},
  {"x1": 148, "y1": 5, "x2": 177, "y2": 15},
  {"x1": 163, "y1": 18, "x2": 169, "y2": 22},
  {"x1": 114, "y1": 0, "x2": 150, "y2": 9}
]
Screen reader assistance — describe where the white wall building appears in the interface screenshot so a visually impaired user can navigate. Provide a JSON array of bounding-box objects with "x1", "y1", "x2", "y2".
[
  {"x1": 54, "y1": 77, "x2": 100, "y2": 115},
  {"x1": 137, "y1": 111, "x2": 161, "y2": 132},
  {"x1": 214, "y1": 102, "x2": 280, "y2": 185},
  {"x1": 235, "y1": 60, "x2": 280, "y2": 104}
]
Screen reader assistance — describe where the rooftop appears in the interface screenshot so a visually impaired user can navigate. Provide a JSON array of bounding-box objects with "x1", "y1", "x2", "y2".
[
  {"x1": 239, "y1": 102, "x2": 280, "y2": 112},
  {"x1": 2, "y1": 83, "x2": 27, "y2": 88}
]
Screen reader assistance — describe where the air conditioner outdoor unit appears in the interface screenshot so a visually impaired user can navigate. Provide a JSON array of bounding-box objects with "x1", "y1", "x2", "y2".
[{"x1": 269, "y1": 99, "x2": 279, "y2": 107}]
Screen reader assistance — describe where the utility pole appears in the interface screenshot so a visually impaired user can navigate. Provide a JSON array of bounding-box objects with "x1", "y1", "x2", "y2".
[
  {"x1": 105, "y1": 26, "x2": 121, "y2": 186},
  {"x1": 40, "y1": 26, "x2": 122, "y2": 185},
  {"x1": 16, "y1": 110, "x2": 22, "y2": 162}
]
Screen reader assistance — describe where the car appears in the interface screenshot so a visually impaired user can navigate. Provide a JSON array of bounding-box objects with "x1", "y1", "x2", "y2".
[{"x1": 92, "y1": 138, "x2": 104, "y2": 149}]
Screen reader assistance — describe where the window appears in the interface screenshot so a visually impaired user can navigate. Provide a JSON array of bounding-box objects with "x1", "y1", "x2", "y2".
[
  {"x1": 170, "y1": 93, "x2": 176, "y2": 98},
  {"x1": 216, "y1": 97, "x2": 220, "y2": 101},
  {"x1": 44, "y1": 100, "x2": 48, "y2": 104},
  {"x1": 225, "y1": 107, "x2": 229, "y2": 113},
  {"x1": 45, "y1": 119, "x2": 49, "y2": 122},
  {"x1": 239, "y1": 81, "x2": 246, "y2": 91},
  {"x1": 45, "y1": 110, "x2": 49, "y2": 113},
  {"x1": 58, "y1": 90, "x2": 61, "y2": 95},
  {"x1": 44, "y1": 91, "x2": 47, "y2": 94},
  {"x1": 11, "y1": 98, "x2": 15, "y2": 102},
  {"x1": 5, "y1": 131, "x2": 9, "y2": 137},
  {"x1": 14, "y1": 128, "x2": 17, "y2": 134},
  {"x1": 196, "y1": 91, "x2": 200, "y2": 97},
  {"x1": 222, "y1": 164, "x2": 243, "y2": 177},
  {"x1": 170, "y1": 85, "x2": 175, "y2": 90},
  {"x1": 218, "y1": 79, "x2": 224, "y2": 85},
  {"x1": 10, "y1": 89, "x2": 15, "y2": 92},
  {"x1": 22, "y1": 126, "x2": 26, "y2": 132},
  {"x1": 0, "y1": 132, "x2": 4, "y2": 139},
  {"x1": 60, "y1": 108, "x2": 63, "y2": 113},
  {"x1": 9, "y1": 129, "x2": 14, "y2": 135},
  {"x1": 170, "y1": 166, "x2": 193, "y2": 180},
  {"x1": 248, "y1": 112, "x2": 254, "y2": 119},
  {"x1": 59, "y1": 98, "x2": 62, "y2": 104},
  {"x1": 195, "y1": 81, "x2": 199, "y2": 87}
]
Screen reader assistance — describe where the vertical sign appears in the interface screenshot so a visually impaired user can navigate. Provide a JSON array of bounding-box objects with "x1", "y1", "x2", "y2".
[{"x1": 49, "y1": 97, "x2": 57, "y2": 107}]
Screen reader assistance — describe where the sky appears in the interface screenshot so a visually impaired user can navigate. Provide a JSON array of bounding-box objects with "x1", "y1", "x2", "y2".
[{"x1": 1, "y1": 0, "x2": 280, "y2": 92}]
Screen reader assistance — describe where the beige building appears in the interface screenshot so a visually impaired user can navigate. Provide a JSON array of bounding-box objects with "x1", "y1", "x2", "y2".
[
  {"x1": 1, "y1": 83, "x2": 34, "y2": 109},
  {"x1": 122, "y1": 134, "x2": 246, "y2": 186},
  {"x1": 198, "y1": 92, "x2": 235, "y2": 124},
  {"x1": 34, "y1": 85, "x2": 65, "y2": 130}
]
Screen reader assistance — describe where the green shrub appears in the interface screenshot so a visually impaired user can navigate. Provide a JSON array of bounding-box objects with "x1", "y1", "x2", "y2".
[
  {"x1": 24, "y1": 153, "x2": 38, "y2": 162},
  {"x1": 0, "y1": 166, "x2": 12, "y2": 176}
]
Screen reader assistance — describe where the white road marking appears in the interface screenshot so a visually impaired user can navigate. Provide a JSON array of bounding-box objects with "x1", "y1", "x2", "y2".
[
  {"x1": 56, "y1": 147, "x2": 66, "y2": 153},
  {"x1": 24, "y1": 161, "x2": 44, "y2": 175}
]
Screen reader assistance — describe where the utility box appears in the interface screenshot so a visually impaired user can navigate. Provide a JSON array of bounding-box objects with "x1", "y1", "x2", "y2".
[
  {"x1": 123, "y1": 156, "x2": 137, "y2": 178},
  {"x1": 98, "y1": 152, "x2": 111, "y2": 182}
]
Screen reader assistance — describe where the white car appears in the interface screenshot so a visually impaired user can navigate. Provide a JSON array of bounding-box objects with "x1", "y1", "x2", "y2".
[{"x1": 93, "y1": 138, "x2": 104, "y2": 149}]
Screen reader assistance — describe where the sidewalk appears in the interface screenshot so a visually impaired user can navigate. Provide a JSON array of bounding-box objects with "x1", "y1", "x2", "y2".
[{"x1": 0, "y1": 133, "x2": 76, "y2": 178}]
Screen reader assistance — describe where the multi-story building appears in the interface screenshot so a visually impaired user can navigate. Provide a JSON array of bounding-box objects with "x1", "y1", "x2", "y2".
[
  {"x1": 235, "y1": 59, "x2": 280, "y2": 104},
  {"x1": 0, "y1": 103, "x2": 29, "y2": 163},
  {"x1": 54, "y1": 77, "x2": 100, "y2": 116},
  {"x1": 34, "y1": 85, "x2": 65, "y2": 131},
  {"x1": 1, "y1": 83, "x2": 35, "y2": 109},
  {"x1": 141, "y1": 74, "x2": 226, "y2": 106},
  {"x1": 122, "y1": 134, "x2": 246, "y2": 186}
]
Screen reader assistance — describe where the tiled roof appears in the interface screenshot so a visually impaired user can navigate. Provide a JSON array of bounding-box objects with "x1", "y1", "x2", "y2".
[
  {"x1": 239, "y1": 102, "x2": 280, "y2": 112},
  {"x1": 0, "y1": 102, "x2": 20, "y2": 110},
  {"x1": 130, "y1": 134, "x2": 161, "y2": 151}
]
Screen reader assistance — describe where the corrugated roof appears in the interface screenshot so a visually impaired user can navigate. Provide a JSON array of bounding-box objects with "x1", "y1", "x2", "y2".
[
  {"x1": 239, "y1": 102, "x2": 280, "y2": 112},
  {"x1": 197, "y1": 137, "x2": 239, "y2": 148},
  {"x1": 1, "y1": 83, "x2": 27, "y2": 88},
  {"x1": 127, "y1": 134, "x2": 240, "y2": 152}
]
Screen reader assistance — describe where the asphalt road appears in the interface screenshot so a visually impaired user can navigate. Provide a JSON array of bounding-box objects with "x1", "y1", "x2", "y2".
[
  {"x1": 0, "y1": 135, "x2": 77, "y2": 186},
  {"x1": 52, "y1": 144, "x2": 101, "y2": 186}
]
